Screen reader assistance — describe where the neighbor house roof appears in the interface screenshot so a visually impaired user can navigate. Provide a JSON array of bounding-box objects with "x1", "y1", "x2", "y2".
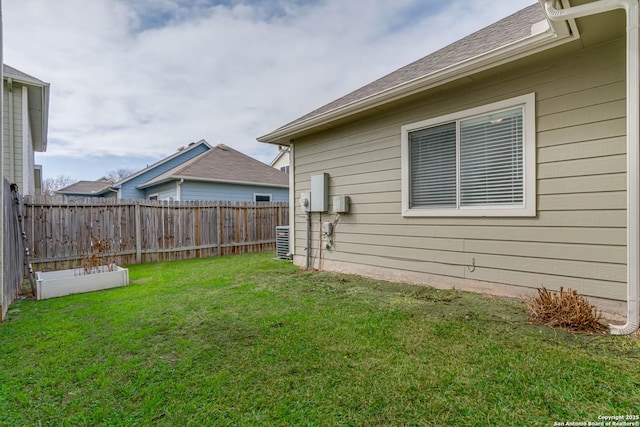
[
  {"x1": 258, "y1": 2, "x2": 571, "y2": 145},
  {"x1": 112, "y1": 139, "x2": 212, "y2": 187},
  {"x1": 269, "y1": 149, "x2": 287, "y2": 167},
  {"x1": 138, "y1": 144, "x2": 289, "y2": 189},
  {"x1": 56, "y1": 178, "x2": 114, "y2": 196},
  {"x1": 4, "y1": 64, "x2": 50, "y2": 152}
]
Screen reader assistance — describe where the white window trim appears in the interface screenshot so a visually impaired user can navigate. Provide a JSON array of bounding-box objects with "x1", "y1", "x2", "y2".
[
  {"x1": 149, "y1": 193, "x2": 159, "y2": 201},
  {"x1": 254, "y1": 193, "x2": 272, "y2": 202},
  {"x1": 401, "y1": 93, "x2": 536, "y2": 217}
]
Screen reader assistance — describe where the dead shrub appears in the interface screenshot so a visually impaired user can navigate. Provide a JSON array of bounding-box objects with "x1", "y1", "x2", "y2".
[
  {"x1": 528, "y1": 286, "x2": 608, "y2": 333},
  {"x1": 82, "y1": 235, "x2": 117, "y2": 275}
]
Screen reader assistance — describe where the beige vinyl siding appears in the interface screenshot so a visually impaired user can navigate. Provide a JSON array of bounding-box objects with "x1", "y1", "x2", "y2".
[
  {"x1": 12, "y1": 85, "x2": 23, "y2": 191},
  {"x1": 3, "y1": 81, "x2": 27, "y2": 192},
  {"x1": 293, "y1": 36, "x2": 627, "y2": 301}
]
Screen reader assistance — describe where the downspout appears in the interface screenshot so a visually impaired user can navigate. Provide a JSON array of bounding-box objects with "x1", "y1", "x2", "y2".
[
  {"x1": 288, "y1": 142, "x2": 295, "y2": 259},
  {"x1": 177, "y1": 178, "x2": 184, "y2": 201},
  {"x1": 306, "y1": 211, "x2": 311, "y2": 269},
  {"x1": 6, "y1": 77, "x2": 13, "y2": 183},
  {"x1": 544, "y1": 0, "x2": 639, "y2": 335}
]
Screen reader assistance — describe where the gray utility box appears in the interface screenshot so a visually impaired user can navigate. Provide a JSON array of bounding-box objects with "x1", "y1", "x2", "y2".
[
  {"x1": 310, "y1": 173, "x2": 329, "y2": 212},
  {"x1": 333, "y1": 195, "x2": 350, "y2": 213}
]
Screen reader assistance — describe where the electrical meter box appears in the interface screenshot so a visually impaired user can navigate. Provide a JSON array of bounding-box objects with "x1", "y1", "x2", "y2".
[
  {"x1": 333, "y1": 195, "x2": 350, "y2": 214},
  {"x1": 310, "y1": 173, "x2": 329, "y2": 212},
  {"x1": 300, "y1": 192, "x2": 311, "y2": 213}
]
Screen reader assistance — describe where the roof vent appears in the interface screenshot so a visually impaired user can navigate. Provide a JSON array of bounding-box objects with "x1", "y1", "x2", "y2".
[
  {"x1": 217, "y1": 144, "x2": 229, "y2": 150},
  {"x1": 177, "y1": 146, "x2": 186, "y2": 152}
]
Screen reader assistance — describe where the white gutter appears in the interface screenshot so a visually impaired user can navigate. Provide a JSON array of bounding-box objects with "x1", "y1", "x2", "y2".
[
  {"x1": 288, "y1": 143, "x2": 295, "y2": 258},
  {"x1": 545, "y1": 0, "x2": 639, "y2": 335},
  {"x1": 258, "y1": 18, "x2": 577, "y2": 145}
]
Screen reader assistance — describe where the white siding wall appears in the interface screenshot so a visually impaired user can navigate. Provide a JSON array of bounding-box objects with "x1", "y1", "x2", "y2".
[
  {"x1": 150, "y1": 181, "x2": 178, "y2": 201},
  {"x1": 3, "y1": 81, "x2": 24, "y2": 189},
  {"x1": 2, "y1": 82, "x2": 36, "y2": 195},
  {"x1": 292, "y1": 37, "x2": 627, "y2": 303},
  {"x1": 22, "y1": 86, "x2": 35, "y2": 195},
  {"x1": 2, "y1": 83, "x2": 7, "y2": 179},
  {"x1": 272, "y1": 151, "x2": 290, "y2": 172}
]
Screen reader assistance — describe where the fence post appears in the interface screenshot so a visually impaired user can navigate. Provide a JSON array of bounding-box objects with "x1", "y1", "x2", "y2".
[
  {"x1": 216, "y1": 204, "x2": 222, "y2": 256},
  {"x1": 194, "y1": 202, "x2": 201, "y2": 258},
  {"x1": 135, "y1": 203, "x2": 142, "y2": 264}
]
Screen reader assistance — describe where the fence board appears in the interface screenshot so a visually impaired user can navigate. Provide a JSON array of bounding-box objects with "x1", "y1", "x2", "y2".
[
  {"x1": 2, "y1": 180, "x2": 26, "y2": 321},
  {"x1": 22, "y1": 197, "x2": 288, "y2": 271}
]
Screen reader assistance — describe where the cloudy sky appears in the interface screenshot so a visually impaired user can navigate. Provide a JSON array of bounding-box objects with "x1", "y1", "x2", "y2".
[{"x1": 4, "y1": 0, "x2": 535, "y2": 181}]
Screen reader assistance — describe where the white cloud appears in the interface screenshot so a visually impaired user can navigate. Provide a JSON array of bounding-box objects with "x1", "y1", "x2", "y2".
[{"x1": 3, "y1": 0, "x2": 535, "y2": 178}]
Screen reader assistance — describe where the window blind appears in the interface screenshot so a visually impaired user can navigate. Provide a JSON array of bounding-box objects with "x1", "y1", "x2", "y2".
[
  {"x1": 409, "y1": 122, "x2": 457, "y2": 207},
  {"x1": 459, "y1": 108, "x2": 523, "y2": 206}
]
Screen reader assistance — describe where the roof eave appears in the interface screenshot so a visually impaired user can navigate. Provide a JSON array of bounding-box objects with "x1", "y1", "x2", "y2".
[
  {"x1": 258, "y1": 17, "x2": 576, "y2": 146},
  {"x1": 269, "y1": 149, "x2": 286, "y2": 166},
  {"x1": 37, "y1": 84, "x2": 50, "y2": 152},
  {"x1": 55, "y1": 188, "x2": 112, "y2": 196},
  {"x1": 138, "y1": 175, "x2": 289, "y2": 190},
  {"x1": 20, "y1": 81, "x2": 50, "y2": 152}
]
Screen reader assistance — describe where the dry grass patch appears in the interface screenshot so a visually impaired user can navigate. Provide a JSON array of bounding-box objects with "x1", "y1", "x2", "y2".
[{"x1": 528, "y1": 286, "x2": 608, "y2": 333}]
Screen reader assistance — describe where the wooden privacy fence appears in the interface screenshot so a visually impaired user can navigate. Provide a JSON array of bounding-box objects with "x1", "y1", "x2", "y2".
[
  {"x1": 2, "y1": 180, "x2": 26, "y2": 321},
  {"x1": 22, "y1": 197, "x2": 289, "y2": 271}
]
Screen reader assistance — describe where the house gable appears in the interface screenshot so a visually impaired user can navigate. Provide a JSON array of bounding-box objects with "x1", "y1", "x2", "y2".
[
  {"x1": 114, "y1": 140, "x2": 211, "y2": 199},
  {"x1": 3, "y1": 65, "x2": 49, "y2": 195},
  {"x1": 138, "y1": 144, "x2": 289, "y2": 202}
]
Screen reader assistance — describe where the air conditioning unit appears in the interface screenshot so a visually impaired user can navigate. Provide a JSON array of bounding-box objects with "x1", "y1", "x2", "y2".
[{"x1": 276, "y1": 226, "x2": 291, "y2": 260}]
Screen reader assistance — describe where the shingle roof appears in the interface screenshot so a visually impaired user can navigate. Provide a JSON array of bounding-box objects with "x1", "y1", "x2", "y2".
[
  {"x1": 113, "y1": 139, "x2": 211, "y2": 187},
  {"x1": 57, "y1": 178, "x2": 114, "y2": 195},
  {"x1": 139, "y1": 144, "x2": 289, "y2": 188},
  {"x1": 264, "y1": 3, "x2": 544, "y2": 138}
]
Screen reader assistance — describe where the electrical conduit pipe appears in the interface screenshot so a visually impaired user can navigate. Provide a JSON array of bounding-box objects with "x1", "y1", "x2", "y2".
[{"x1": 544, "y1": 0, "x2": 639, "y2": 335}]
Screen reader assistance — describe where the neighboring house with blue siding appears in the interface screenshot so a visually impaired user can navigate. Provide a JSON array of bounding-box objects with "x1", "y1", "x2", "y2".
[
  {"x1": 59, "y1": 140, "x2": 288, "y2": 202},
  {"x1": 137, "y1": 143, "x2": 289, "y2": 202},
  {"x1": 114, "y1": 139, "x2": 211, "y2": 199}
]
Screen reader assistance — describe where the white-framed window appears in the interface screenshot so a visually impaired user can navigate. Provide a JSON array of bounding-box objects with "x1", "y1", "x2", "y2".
[
  {"x1": 149, "y1": 194, "x2": 158, "y2": 201},
  {"x1": 280, "y1": 165, "x2": 290, "y2": 174},
  {"x1": 254, "y1": 193, "x2": 272, "y2": 202},
  {"x1": 401, "y1": 93, "x2": 536, "y2": 217}
]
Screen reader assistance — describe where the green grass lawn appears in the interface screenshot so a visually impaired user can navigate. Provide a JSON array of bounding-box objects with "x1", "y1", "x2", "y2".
[{"x1": 1, "y1": 253, "x2": 639, "y2": 426}]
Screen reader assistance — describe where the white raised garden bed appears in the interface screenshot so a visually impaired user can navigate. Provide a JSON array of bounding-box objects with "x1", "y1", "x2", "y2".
[{"x1": 36, "y1": 265, "x2": 129, "y2": 300}]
